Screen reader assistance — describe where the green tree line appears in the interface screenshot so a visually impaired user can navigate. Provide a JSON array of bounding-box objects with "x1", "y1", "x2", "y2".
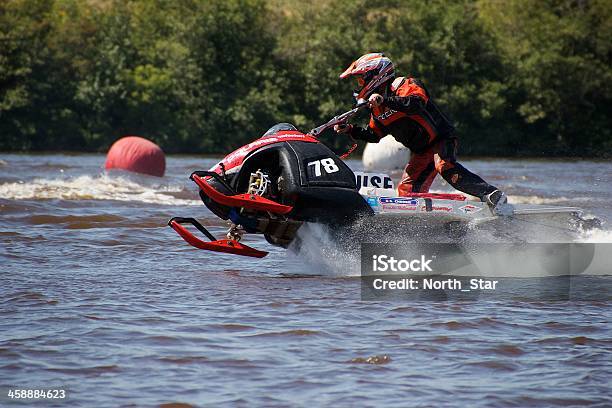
[{"x1": 1, "y1": 0, "x2": 610, "y2": 156}]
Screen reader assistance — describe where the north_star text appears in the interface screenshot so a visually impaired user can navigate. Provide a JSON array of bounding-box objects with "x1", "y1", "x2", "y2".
[{"x1": 470, "y1": 278, "x2": 498, "y2": 290}]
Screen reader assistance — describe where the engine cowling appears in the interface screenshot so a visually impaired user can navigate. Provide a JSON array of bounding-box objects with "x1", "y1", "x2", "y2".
[{"x1": 201, "y1": 133, "x2": 373, "y2": 227}]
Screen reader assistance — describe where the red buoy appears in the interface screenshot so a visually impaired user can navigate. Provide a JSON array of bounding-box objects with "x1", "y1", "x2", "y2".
[{"x1": 105, "y1": 136, "x2": 165, "y2": 177}]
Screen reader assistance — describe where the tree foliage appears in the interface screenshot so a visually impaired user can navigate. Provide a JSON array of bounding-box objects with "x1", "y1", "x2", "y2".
[{"x1": 0, "y1": 0, "x2": 610, "y2": 156}]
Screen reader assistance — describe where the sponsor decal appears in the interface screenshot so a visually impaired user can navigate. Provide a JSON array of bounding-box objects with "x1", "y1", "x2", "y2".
[
  {"x1": 459, "y1": 204, "x2": 482, "y2": 214},
  {"x1": 366, "y1": 197, "x2": 379, "y2": 207},
  {"x1": 355, "y1": 172, "x2": 394, "y2": 189},
  {"x1": 377, "y1": 109, "x2": 398, "y2": 121},
  {"x1": 382, "y1": 205, "x2": 418, "y2": 211},
  {"x1": 379, "y1": 197, "x2": 418, "y2": 205},
  {"x1": 421, "y1": 205, "x2": 453, "y2": 212},
  {"x1": 275, "y1": 133, "x2": 308, "y2": 140},
  {"x1": 379, "y1": 197, "x2": 418, "y2": 211}
]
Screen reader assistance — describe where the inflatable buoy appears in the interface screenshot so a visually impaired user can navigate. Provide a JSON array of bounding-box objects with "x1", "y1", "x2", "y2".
[
  {"x1": 105, "y1": 136, "x2": 165, "y2": 177},
  {"x1": 362, "y1": 135, "x2": 409, "y2": 171}
]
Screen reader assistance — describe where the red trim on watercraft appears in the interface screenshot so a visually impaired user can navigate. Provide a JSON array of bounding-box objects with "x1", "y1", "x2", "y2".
[
  {"x1": 191, "y1": 173, "x2": 294, "y2": 214},
  {"x1": 211, "y1": 133, "x2": 320, "y2": 174},
  {"x1": 340, "y1": 143, "x2": 358, "y2": 159},
  {"x1": 402, "y1": 192, "x2": 467, "y2": 201},
  {"x1": 169, "y1": 218, "x2": 268, "y2": 258}
]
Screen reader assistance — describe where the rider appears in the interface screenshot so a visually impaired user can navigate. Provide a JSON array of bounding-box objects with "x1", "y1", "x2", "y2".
[{"x1": 334, "y1": 52, "x2": 507, "y2": 212}]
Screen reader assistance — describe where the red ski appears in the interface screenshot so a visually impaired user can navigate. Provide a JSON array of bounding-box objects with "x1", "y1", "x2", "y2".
[{"x1": 169, "y1": 218, "x2": 268, "y2": 258}]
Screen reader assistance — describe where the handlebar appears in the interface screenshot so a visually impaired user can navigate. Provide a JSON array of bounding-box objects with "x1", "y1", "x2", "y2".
[{"x1": 308, "y1": 101, "x2": 369, "y2": 137}]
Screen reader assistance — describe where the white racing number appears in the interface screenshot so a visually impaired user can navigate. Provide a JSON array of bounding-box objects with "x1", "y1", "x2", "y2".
[{"x1": 307, "y1": 158, "x2": 339, "y2": 177}]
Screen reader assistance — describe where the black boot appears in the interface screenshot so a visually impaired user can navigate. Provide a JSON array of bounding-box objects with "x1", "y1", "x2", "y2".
[{"x1": 484, "y1": 189, "x2": 508, "y2": 214}]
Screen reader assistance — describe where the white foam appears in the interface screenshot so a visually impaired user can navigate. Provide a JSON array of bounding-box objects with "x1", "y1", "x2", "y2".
[
  {"x1": 507, "y1": 194, "x2": 589, "y2": 205},
  {"x1": 578, "y1": 229, "x2": 612, "y2": 243},
  {"x1": 288, "y1": 214, "x2": 612, "y2": 277},
  {"x1": 286, "y1": 223, "x2": 361, "y2": 276},
  {"x1": 0, "y1": 174, "x2": 200, "y2": 205}
]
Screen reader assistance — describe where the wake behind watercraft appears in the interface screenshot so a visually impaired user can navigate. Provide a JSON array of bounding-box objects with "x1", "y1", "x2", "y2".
[{"x1": 168, "y1": 108, "x2": 601, "y2": 258}]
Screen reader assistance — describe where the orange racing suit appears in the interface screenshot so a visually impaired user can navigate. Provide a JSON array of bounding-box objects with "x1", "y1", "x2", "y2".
[{"x1": 349, "y1": 77, "x2": 499, "y2": 199}]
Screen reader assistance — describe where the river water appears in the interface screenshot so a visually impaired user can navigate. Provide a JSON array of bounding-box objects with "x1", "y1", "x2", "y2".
[{"x1": 1, "y1": 154, "x2": 611, "y2": 407}]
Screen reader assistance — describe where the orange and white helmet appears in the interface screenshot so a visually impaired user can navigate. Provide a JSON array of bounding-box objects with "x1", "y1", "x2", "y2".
[{"x1": 340, "y1": 53, "x2": 395, "y2": 101}]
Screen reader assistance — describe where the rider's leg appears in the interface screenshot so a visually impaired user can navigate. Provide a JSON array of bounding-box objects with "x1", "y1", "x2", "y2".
[
  {"x1": 398, "y1": 149, "x2": 437, "y2": 196},
  {"x1": 433, "y1": 137, "x2": 502, "y2": 202}
]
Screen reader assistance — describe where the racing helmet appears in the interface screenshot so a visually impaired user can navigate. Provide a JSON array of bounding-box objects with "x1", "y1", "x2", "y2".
[{"x1": 339, "y1": 53, "x2": 395, "y2": 101}]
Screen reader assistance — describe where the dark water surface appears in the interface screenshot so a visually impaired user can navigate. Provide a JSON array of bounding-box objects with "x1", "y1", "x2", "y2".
[{"x1": 1, "y1": 154, "x2": 611, "y2": 407}]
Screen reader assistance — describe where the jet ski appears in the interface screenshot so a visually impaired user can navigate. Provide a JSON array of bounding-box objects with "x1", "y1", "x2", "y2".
[
  {"x1": 168, "y1": 107, "x2": 601, "y2": 258},
  {"x1": 352, "y1": 172, "x2": 601, "y2": 240}
]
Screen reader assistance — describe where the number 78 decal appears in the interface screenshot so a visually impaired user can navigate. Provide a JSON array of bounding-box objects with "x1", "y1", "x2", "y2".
[{"x1": 307, "y1": 158, "x2": 339, "y2": 177}]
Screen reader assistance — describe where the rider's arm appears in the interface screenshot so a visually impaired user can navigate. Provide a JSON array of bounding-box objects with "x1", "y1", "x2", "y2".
[
  {"x1": 385, "y1": 78, "x2": 429, "y2": 114},
  {"x1": 385, "y1": 95, "x2": 426, "y2": 114}
]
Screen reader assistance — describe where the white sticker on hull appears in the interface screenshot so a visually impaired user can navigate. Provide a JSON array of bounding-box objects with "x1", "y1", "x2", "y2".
[
  {"x1": 355, "y1": 172, "x2": 394, "y2": 189},
  {"x1": 459, "y1": 204, "x2": 483, "y2": 214}
]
